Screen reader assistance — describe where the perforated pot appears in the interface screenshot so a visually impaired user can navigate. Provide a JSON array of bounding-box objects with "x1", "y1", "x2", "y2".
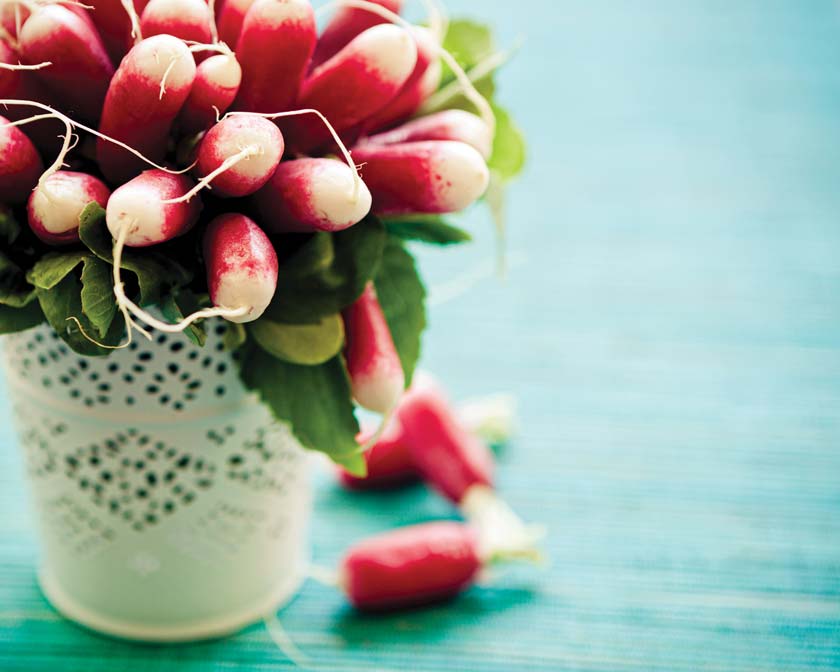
[{"x1": 1, "y1": 321, "x2": 312, "y2": 642}]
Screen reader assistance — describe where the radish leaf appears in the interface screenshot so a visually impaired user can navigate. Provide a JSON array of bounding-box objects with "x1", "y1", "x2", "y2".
[
  {"x1": 80, "y1": 257, "x2": 117, "y2": 339},
  {"x1": 0, "y1": 302, "x2": 43, "y2": 335},
  {"x1": 374, "y1": 240, "x2": 427, "y2": 386},
  {"x1": 384, "y1": 216, "x2": 472, "y2": 245},
  {"x1": 27, "y1": 252, "x2": 88, "y2": 290}
]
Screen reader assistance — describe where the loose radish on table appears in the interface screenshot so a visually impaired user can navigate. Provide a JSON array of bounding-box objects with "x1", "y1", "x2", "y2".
[
  {"x1": 342, "y1": 283, "x2": 404, "y2": 414},
  {"x1": 18, "y1": 4, "x2": 114, "y2": 123},
  {"x1": 140, "y1": 0, "x2": 214, "y2": 44},
  {"x1": 311, "y1": 0, "x2": 403, "y2": 69},
  {"x1": 285, "y1": 23, "x2": 417, "y2": 151},
  {"x1": 203, "y1": 213, "x2": 278, "y2": 324},
  {"x1": 233, "y1": 0, "x2": 316, "y2": 114},
  {"x1": 360, "y1": 26, "x2": 441, "y2": 134},
  {"x1": 217, "y1": 0, "x2": 256, "y2": 47},
  {"x1": 27, "y1": 171, "x2": 110, "y2": 245},
  {"x1": 353, "y1": 140, "x2": 490, "y2": 215},
  {"x1": 251, "y1": 157, "x2": 371, "y2": 233},
  {"x1": 105, "y1": 169, "x2": 201, "y2": 247},
  {"x1": 97, "y1": 34, "x2": 196, "y2": 184},
  {"x1": 360, "y1": 109, "x2": 493, "y2": 160},
  {"x1": 338, "y1": 390, "x2": 518, "y2": 490},
  {"x1": 194, "y1": 115, "x2": 284, "y2": 198},
  {"x1": 177, "y1": 52, "x2": 242, "y2": 134},
  {"x1": 0, "y1": 114, "x2": 43, "y2": 204}
]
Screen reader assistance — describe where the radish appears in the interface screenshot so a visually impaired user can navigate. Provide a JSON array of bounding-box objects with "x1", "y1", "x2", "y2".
[
  {"x1": 233, "y1": 0, "x2": 316, "y2": 114},
  {"x1": 0, "y1": 3, "x2": 29, "y2": 41},
  {"x1": 311, "y1": 0, "x2": 402, "y2": 69},
  {"x1": 285, "y1": 23, "x2": 417, "y2": 151},
  {"x1": 203, "y1": 213, "x2": 278, "y2": 324},
  {"x1": 97, "y1": 34, "x2": 197, "y2": 184},
  {"x1": 339, "y1": 390, "x2": 518, "y2": 490},
  {"x1": 87, "y1": 0, "x2": 148, "y2": 64},
  {"x1": 140, "y1": 0, "x2": 213, "y2": 45},
  {"x1": 177, "y1": 52, "x2": 242, "y2": 134},
  {"x1": 360, "y1": 26, "x2": 441, "y2": 134},
  {"x1": 105, "y1": 169, "x2": 201, "y2": 247},
  {"x1": 194, "y1": 114, "x2": 285, "y2": 198},
  {"x1": 18, "y1": 4, "x2": 114, "y2": 123},
  {"x1": 27, "y1": 171, "x2": 110, "y2": 245},
  {"x1": 342, "y1": 283, "x2": 404, "y2": 414},
  {"x1": 360, "y1": 109, "x2": 493, "y2": 160},
  {"x1": 0, "y1": 114, "x2": 43, "y2": 204},
  {"x1": 251, "y1": 157, "x2": 371, "y2": 233},
  {"x1": 340, "y1": 522, "x2": 481, "y2": 611},
  {"x1": 352, "y1": 141, "x2": 490, "y2": 215},
  {"x1": 217, "y1": 0, "x2": 256, "y2": 47}
]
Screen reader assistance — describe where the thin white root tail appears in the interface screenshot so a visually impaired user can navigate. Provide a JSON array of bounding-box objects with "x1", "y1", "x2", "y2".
[
  {"x1": 162, "y1": 144, "x2": 262, "y2": 204},
  {"x1": 314, "y1": 0, "x2": 496, "y2": 137},
  {"x1": 186, "y1": 41, "x2": 233, "y2": 57},
  {"x1": 120, "y1": 0, "x2": 142, "y2": 44},
  {"x1": 225, "y1": 108, "x2": 364, "y2": 201},
  {"x1": 0, "y1": 61, "x2": 52, "y2": 71}
]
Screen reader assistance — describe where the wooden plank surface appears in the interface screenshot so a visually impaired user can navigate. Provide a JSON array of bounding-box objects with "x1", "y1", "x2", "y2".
[{"x1": 2, "y1": 1, "x2": 840, "y2": 669}]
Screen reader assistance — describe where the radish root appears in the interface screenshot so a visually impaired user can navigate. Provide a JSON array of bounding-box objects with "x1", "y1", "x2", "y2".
[
  {"x1": 315, "y1": 0, "x2": 496, "y2": 136},
  {"x1": 0, "y1": 61, "x2": 52, "y2": 71},
  {"x1": 162, "y1": 143, "x2": 262, "y2": 203},
  {"x1": 119, "y1": 0, "x2": 142, "y2": 44}
]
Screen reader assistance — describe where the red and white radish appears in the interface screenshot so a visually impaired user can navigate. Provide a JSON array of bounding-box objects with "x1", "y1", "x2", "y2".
[
  {"x1": 27, "y1": 170, "x2": 110, "y2": 245},
  {"x1": 360, "y1": 26, "x2": 441, "y2": 134},
  {"x1": 177, "y1": 52, "x2": 242, "y2": 134},
  {"x1": 18, "y1": 4, "x2": 114, "y2": 123},
  {"x1": 285, "y1": 23, "x2": 417, "y2": 151},
  {"x1": 311, "y1": 0, "x2": 402, "y2": 69},
  {"x1": 217, "y1": 0, "x2": 256, "y2": 47},
  {"x1": 105, "y1": 169, "x2": 201, "y2": 247},
  {"x1": 353, "y1": 141, "x2": 490, "y2": 215},
  {"x1": 193, "y1": 114, "x2": 284, "y2": 198},
  {"x1": 252, "y1": 157, "x2": 370, "y2": 233},
  {"x1": 0, "y1": 114, "x2": 43, "y2": 204},
  {"x1": 140, "y1": 0, "x2": 214, "y2": 44},
  {"x1": 342, "y1": 283, "x2": 404, "y2": 414},
  {"x1": 340, "y1": 521, "x2": 481, "y2": 611},
  {"x1": 203, "y1": 213, "x2": 278, "y2": 324},
  {"x1": 360, "y1": 109, "x2": 493, "y2": 160},
  {"x1": 397, "y1": 375, "x2": 494, "y2": 505},
  {"x1": 233, "y1": 0, "x2": 316, "y2": 114},
  {"x1": 339, "y1": 390, "x2": 517, "y2": 490},
  {"x1": 86, "y1": 0, "x2": 148, "y2": 65},
  {"x1": 97, "y1": 34, "x2": 196, "y2": 184}
]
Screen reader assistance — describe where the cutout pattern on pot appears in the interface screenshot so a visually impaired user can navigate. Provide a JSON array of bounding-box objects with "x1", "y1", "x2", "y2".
[{"x1": 40, "y1": 495, "x2": 117, "y2": 558}]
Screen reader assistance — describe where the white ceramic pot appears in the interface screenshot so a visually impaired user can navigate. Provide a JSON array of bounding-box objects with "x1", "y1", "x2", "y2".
[{"x1": 1, "y1": 321, "x2": 312, "y2": 642}]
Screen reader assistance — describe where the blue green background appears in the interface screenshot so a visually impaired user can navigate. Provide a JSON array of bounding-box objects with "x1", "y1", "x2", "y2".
[{"x1": 3, "y1": 0, "x2": 840, "y2": 669}]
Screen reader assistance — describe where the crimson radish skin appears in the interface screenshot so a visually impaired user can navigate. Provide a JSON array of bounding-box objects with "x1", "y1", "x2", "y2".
[
  {"x1": 106, "y1": 170, "x2": 201, "y2": 247},
  {"x1": 18, "y1": 4, "x2": 114, "y2": 123},
  {"x1": 339, "y1": 419, "x2": 418, "y2": 490},
  {"x1": 87, "y1": 0, "x2": 150, "y2": 65},
  {"x1": 340, "y1": 522, "x2": 482, "y2": 611},
  {"x1": 397, "y1": 379, "x2": 494, "y2": 505},
  {"x1": 27, "y1": 171, "x2": 110, "y2": 245},
  {"x1": 311, "y1": 0, "x2": 403, "y2": 69},
  {"x1": 342, "y1": 284, "x2": 404, "y2": 414},
  {"x1": 361, "y1": 110, "x2": 493, "y2": 160},
  {"x1": 97, "y1": 35, "x2": 197, "y2": 184},
  {"x1": 361, "y1": 27, "x2": 442, "y2": 134},
  {"x1": 195, "y1": 115, "x2": 284, "y2": 197},
  {"x1": 252, "y1": 158, "x2": 371, "y2": 233},
  {"x1": 217, "y1": 0, "x2": 257, "y2": 47},
  {"x1": 177, "y1": 54, "x2": 242, "y2": 134},
  {"x1": 0, "y1": 115, "x2": 43, "y2": 205},
  {"x1": 353, "y1": 141, "x2": 490, "y2": 215},
  {"x1": 286, "y1": 24, "x2": 417, "y2": 151},
  {"x1": 140, "y1": 0, "x2": 214, "y2": 45},
  {"x1": 203, "y1": 213, "x2": 278, "y2": 324},
  {"x1": 234, "y1": 0, "x2": 316, "y2": 114}
]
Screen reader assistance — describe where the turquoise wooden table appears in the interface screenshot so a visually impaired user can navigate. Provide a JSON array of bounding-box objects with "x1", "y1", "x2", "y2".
[{"x1": 3, "y1": 1, "x2": 840, "y2": 669}]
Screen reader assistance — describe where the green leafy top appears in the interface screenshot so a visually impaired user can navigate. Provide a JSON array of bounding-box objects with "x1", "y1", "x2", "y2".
[{"x1": 0, "y1": 18, "x2": 525, "y2": 473}]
